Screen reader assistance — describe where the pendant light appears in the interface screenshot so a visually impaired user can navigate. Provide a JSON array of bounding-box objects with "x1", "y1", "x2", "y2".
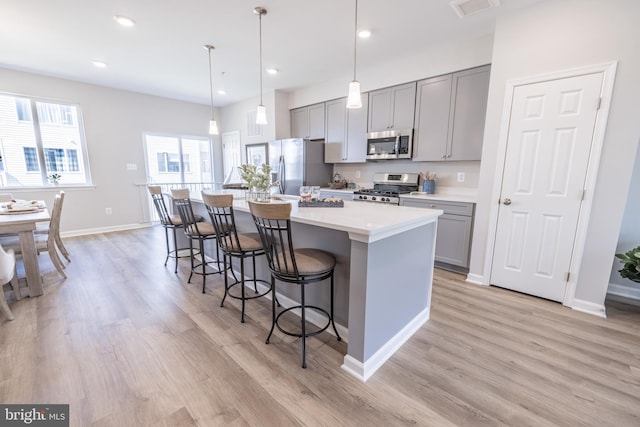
[
  {"x1": 254, "y1": 7, "x2": 268, "y2": 125},
  {"x1": 346, "y1": 0, "x2": 362, "y2": 109},
  {"x1": 205, "y1": 44, "x2": 219, "y2": 135}
]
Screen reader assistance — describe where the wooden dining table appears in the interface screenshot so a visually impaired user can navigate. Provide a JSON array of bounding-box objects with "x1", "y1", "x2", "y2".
[{"x1": 0, "y1": 202, "x2": 50, "y2": 297}]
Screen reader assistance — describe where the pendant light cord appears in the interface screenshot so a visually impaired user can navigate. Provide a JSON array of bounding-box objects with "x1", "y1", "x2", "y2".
[
  {"x1": 259, "y1": 12, "x2": 264, "y2": 105},
  {"x1": 353, "y1": 0, "x2": 358, "y2": 81},
  {"x1": 208, "y1": 46, "x2": 215, "y2": 120}
]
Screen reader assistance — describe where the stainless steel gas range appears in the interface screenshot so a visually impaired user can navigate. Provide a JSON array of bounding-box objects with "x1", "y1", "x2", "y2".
[{"x1": 353, "y1": 172, "x2": 420, "y2": 205}]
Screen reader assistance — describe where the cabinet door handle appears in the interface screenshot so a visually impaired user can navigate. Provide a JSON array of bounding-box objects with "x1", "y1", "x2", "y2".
[{"x1": 441, "y1": 154, "x2": 446, "y2": 159}]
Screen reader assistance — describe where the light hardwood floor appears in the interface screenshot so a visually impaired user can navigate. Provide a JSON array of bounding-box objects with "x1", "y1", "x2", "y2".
[{"x1": 1, "y1": 226, "x2": 639, "y2": 426}]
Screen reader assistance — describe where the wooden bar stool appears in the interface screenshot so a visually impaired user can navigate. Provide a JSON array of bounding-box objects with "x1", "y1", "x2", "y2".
[
  {"x1": 202, "y1": 193, "x2": 271, "y2": 323},
  {"x1": 248, "y1": 200, "x2": 341, "y2": 368}
]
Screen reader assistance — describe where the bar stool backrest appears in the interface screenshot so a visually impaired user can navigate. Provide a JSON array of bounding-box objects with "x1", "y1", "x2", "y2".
[
  {"x1": 248, "y1": 201, "x2": 299, "y2": 278},
  {"x1": 148, "y1": 185, "x2": 176, "y2": 226},
  {"x1": 171, "y1": 189, "x2": 207, "y2": 237},
  {"x1": 202, "y1": 193, "x2": 239, "y2": 253}
]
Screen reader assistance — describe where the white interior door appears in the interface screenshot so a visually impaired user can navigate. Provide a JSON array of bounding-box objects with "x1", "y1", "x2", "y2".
[{"x1": 491, "y1": 72, "x2": 603, "y2": 302}]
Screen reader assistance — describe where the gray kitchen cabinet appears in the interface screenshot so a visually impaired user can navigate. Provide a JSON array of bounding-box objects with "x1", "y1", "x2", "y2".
[
  {"x1": 413, "y1": 65, "x2": 490, "y2": 161},
  {"x1": 400, "y1": 197, "x2": 474, "y2": 271},
  {"x1": 367, "y1": 82, "x2": 416, "y2": 133},
  {"x1": 291, "y1": 103, "x2": 325, "y2": 139},
  {"x1": 324, "y1": 94, "x2": 368, "y2": 163}
]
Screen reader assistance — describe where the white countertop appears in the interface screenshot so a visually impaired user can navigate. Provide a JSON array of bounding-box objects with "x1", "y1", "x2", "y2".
[
  {"x1": 231, "y1": 198, "x2": 442, "y2": 243},
  {"x1": 319, "y1": 188, "x2": 355, "y2": 194}
]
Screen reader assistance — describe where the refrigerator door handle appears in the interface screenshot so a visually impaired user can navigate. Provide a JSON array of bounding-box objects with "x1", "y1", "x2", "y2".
[{"x1": 278, "y1": 155, "x2": 285, "y2": 194}]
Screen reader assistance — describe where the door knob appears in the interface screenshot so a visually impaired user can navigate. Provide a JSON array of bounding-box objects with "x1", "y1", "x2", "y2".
[{"x1": 503, "y1": 198, "x2": 512, "y2": 205}]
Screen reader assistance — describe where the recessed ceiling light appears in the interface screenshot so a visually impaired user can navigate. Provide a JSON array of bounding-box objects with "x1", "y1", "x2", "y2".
[
  {"x1": 266, "y1": 68, "x2": 279, "y2": 75},
  {"x1": 113, "y1": 15, "x2": 136, "y2": 27},
  {"x1": 358, "y1": 29, "x2": 371, "y2": 38},
  {"x1": 91, "y1": 60, "x2": 107, "y2": 68},
  {"x1": 217, "y1": 90, "x2": 227, "y2": 95}
]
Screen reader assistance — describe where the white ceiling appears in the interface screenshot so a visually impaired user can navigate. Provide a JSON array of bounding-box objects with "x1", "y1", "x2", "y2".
[{"x1": 1, "y1": 0, "x2": 543, "y2": 107}]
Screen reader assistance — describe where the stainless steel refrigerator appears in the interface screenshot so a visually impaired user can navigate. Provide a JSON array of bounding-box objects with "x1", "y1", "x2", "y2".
[{"x1": 268, "y1": 138, "x2": 333, "y2": 195}]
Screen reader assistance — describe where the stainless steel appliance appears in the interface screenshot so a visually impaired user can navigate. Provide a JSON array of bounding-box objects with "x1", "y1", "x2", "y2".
[
  {"x1": 353, "y1": 172, "x2": 420, "y2": 205},
  {"x1": 268, "y1": 138, "x2": 333, "y2": 195},
  {"x1": 366, "y1": 129, "x2": 413, "y2": 160}
]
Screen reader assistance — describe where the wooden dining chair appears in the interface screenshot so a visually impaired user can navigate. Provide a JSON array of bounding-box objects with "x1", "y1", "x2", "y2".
[
  {"x1": 0, "y1": 244, "x2": 19, "y2": 321},
  {"x1": 0, "y1": 194, "x2": 67, "y2": 279},
  {"x1": 35, "y1": 191, "x2": 70, "y2": 263}
]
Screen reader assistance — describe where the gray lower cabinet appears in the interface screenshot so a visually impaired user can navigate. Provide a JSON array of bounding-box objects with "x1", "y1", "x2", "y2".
[{"x1": 400, "y1": 198, "x2": 474, "y2": 271}]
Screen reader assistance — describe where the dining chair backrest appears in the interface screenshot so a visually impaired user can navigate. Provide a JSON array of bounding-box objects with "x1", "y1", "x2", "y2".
[
  {"x1": 148, "y1": 185, "x2": 176, "y2": 225},
  {"x1": 248, "y1": 201, "x2": 299, "y2": 278},
  {"x1": 0, "y1": 244, "x2": 16, "y2": 320},
  {"x1": 48, "y1": 194, "x2": 62, "y2": 247},
  {"x1": 202, "y1": 193, "x2": 238, "y2": 253},
  {"x1": 0, "y1": 193, "x2": 14, "y2": 202}
]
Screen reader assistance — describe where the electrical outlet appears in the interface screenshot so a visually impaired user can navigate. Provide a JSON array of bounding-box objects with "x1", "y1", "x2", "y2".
[
  {"x1": 356, "y1": 170, "x2": 361, "y2": 179},
  {"x1": 105, "y1": 207, "x2": 112, "y2": 215},
  {"x1": 457, "y1": 172, "x2": 465, "y2": 182}
]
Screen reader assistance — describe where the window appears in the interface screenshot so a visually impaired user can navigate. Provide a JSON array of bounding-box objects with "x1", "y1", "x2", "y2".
[
  {"x1": 23, "y1": 147, "x2": 39, "y2": 172},
  {"x1": 0, "y1": 93, "x2": 91, "y2": 187},
  {"x1": 144, "y1": 134, "x2": 212, "y2": 185}
]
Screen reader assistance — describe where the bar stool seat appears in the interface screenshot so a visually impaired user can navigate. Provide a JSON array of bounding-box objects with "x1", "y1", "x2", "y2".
[
  {"x1": 248, "y1": 200, "x2": 341, "y2": 368},
  {"x1": 203, "y1": 193, "x2": 271, "y2": 323}
]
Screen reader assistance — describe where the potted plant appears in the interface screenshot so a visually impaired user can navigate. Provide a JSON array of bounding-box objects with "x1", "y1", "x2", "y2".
[
  {"x1": 615, "y1": 246, "x2": 640, "y2": 283},
  {"x1": 239, "y1": 163, "x2": 273, "y2": 202},
  {"x1": 48, "y1": 173, "x2": 62, "y2": 185}
]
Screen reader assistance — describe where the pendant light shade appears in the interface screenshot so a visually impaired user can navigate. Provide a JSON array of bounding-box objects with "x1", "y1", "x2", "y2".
[
  {"x1": 346, "y1": 0, "x2": 362, "y2": 109},
  {"x1": 256, "y1": 104, "x2": 267, "y2": 125},
  {"x1": 205, "y1": 44, "x2": 219, "y2": 135},
  {"x1": 254, "y1": 7, "x2": 268, "y2": 125}
]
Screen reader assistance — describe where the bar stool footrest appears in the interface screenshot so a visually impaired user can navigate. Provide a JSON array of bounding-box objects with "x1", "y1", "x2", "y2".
[
  {"x1": 274, "y1": 305, "x2": 332, "y2": 339},
  {"x1": 225, "y1": 279, "x2": 271, "y2": 301}
]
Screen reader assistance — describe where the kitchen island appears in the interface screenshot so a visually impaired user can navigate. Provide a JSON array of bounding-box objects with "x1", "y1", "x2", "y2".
[{"x1": 195, "y1": 196, "x2": 442, "y2": 381}]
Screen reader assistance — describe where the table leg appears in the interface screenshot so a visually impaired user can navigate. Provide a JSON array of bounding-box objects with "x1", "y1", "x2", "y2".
[{"x1": 18, "y1": 230, "x2": 43, "y2": 297}]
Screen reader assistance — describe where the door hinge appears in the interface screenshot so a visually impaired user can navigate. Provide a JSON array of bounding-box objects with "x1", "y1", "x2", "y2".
[
  {"x1": 565, "y1": 272, "x2": 571, "y2": 282},
  {"x1": 596, "y1": 97, "x2": 602, "y2": 110},
  {"x1": 581, "y1": 189, "x2": 586, "y2": 201}
]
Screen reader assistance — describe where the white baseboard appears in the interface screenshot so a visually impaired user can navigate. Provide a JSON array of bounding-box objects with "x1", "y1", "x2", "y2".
[
  {"x1": 570, "y1": 298, "x2": 607, "y2": 318},
  {"x1": 61, "y1": 222, "x2": 152, "y2": 238},
  {"x1": 607, "y1": 282, "x2": 640, "y2": 301},
  {"x1": 341, "y1": 307, "x2": 430, "y2": 382},
  {"x1": 465, "y1": 273, "x2": 487, "y2": 285}
]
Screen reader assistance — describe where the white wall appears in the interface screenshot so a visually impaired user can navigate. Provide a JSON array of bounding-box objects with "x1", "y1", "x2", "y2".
[
  {"x1": 0, "y1": 67, "x2": 214, "y2": 233},
  {"x1": 468, "y1": 0, "x2": 640, "y2": 308}
]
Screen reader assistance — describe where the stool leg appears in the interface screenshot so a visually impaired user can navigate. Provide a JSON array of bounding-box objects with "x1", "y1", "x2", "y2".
[
  {"x1": 187, "y1": 238, "x2": 194, "y2": 284},
  {"x1": 330, "y1": 272, "x2": 341, "y2": 341},
  {"x1": 172, "y1": 228, "x2": 179, "y2": 273},
  {"x1": 265, "y1": 275, "x2": 276, "y2": 344},
  {"x1": 301, "y1": 283, "x2": 307, "y2": 369},
  {"x1": 220, "y1": 254, "x2": 228, "y2": 307},
  {"x1": 240, "y1": 257, "x2": 246, "y2": 323},
  {"x1": 252, "y1": 252, "x2": 258, "y2": 293},
  {"x1": 200, "y1": 238, "x2": 206, "y2": 293},
  {"x1": 163, "y1": 226, "x2": 170, "y2": 267}
]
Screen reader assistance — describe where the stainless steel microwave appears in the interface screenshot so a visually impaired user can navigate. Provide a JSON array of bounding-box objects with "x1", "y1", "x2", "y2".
[{"x1": 366, "y1": 129, "x2": 413, "y2": 160}]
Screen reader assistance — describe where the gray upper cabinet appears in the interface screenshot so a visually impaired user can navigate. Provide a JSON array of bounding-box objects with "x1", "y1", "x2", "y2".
[
  {"x1": 413, "y1": 65, "x2": 490, "y2": 161},
  {"x1": 367, "y1": 82, "x2": 416, "y2": 132},
  {"x1": 291, "y1": 103, "x2": 325, "y2": 139},
  {"x1": 324, "y1": 94, "x2": 368, "y2": 163}
]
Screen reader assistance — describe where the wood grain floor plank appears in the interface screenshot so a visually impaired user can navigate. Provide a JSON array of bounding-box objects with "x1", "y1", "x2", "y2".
[{"x1": 1, "y1": 226, "x2": 639, "y2": 426}]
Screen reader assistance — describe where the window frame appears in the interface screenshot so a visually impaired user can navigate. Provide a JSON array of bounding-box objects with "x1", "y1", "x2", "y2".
[{"x1": 1, "y1": 92, "x2": 92, "y2": 188}]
